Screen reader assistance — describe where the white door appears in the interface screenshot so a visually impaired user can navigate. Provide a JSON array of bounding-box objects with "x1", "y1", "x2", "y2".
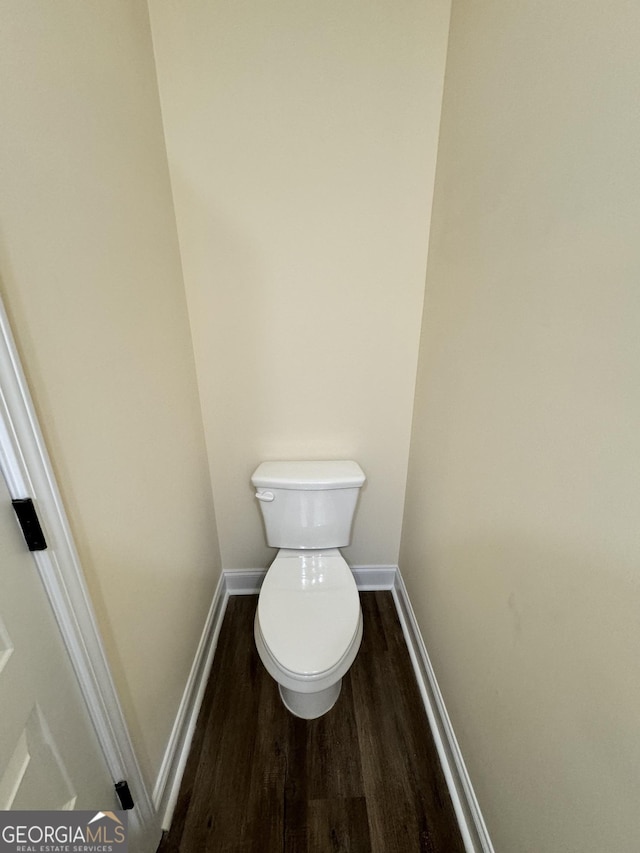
[{"x1": 0, "y1": 470, "x2": 117, "y2": 811}]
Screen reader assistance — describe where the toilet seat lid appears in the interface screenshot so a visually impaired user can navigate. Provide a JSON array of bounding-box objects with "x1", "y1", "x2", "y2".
[{"x1": 258, "y1": 550, "x2": 360, "y2": 676}]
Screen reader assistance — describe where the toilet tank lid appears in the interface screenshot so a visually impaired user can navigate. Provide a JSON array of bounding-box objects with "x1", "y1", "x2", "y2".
[{"x1": 251, "y1": 460, "x2": 366, "y2": 490}]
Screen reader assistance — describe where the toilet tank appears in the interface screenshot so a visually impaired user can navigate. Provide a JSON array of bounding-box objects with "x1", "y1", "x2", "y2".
[{"x1": 251, "y1": 460, "x2": 366, "y2": 549}]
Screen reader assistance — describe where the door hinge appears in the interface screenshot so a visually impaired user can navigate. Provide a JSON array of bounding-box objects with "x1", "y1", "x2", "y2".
[
  {"x1": 11, "y1": 498, "x2": 47, "y2": 551},
  {"x1": 115, "y1": 780, "x2": 134, "y2": 810}
]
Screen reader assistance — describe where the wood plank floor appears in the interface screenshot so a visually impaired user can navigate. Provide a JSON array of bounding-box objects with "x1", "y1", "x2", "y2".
[{"x1": 157, "y1": 592, "x2": 465, "y2": 853}]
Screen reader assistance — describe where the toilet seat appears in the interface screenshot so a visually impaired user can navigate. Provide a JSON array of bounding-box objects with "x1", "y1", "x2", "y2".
[{"x1": 258, "y1": 549, "x2": 360, "y2": 677}]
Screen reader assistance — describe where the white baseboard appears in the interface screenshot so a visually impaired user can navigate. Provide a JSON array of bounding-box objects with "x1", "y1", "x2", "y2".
[
  {"x1": 392, "y1": 568, "x2": 494, "y2": 853},
  {"x1": 223, "y1": 564, "x2": 397, "y2": 594},
  {"x1": 153, "y1": 571, "x2": 229, "y2": 829},
  {"x1": 224, "y1": 568, "x2": 265, "y2": 595},
  {"x1": 157, "y1": 563, "x2": 493, "y2": 852},
  {"x1": 350, "y1": 564, "x2": 396, "y2": 590}
]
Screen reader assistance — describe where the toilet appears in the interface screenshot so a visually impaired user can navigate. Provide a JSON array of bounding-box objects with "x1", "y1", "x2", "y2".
[{"x1": 251, "y1": 460, "x2": 366, "y2": 719}]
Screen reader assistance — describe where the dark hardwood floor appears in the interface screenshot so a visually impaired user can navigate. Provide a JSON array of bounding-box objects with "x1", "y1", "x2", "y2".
[{"x1": 157, "y1": 592, "x2": 465, "y2": 853}]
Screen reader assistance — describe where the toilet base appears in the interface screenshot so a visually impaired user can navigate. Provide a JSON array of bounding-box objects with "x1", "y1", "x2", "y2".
[
  {"x1": 254, "y1": 608, "x2": 362, "y2": 721},
  {"x1": 279, "y1": 679, "x2": 342, "y2": 720}
]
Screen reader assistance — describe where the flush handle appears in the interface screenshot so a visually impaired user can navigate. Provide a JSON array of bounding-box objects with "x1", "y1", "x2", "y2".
[{"x1": 255, "y1": 490, "x2": 275, "y2": 502}]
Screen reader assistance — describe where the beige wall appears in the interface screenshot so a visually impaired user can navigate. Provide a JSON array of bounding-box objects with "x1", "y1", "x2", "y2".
[
  {"x1": 0, "y1": 1, "x2": 220, "y2": 785},
  {"x1": 400, "y1": 2, "x2": 640, "y2": 851},
  {"x1": 148, "y1": 0, "x2": 452, "y2": 569}
]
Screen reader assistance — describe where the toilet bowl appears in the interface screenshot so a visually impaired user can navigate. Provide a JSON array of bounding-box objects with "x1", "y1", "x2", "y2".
[
  {"x1": 251, "y1": 460, "x2": 366, "y2": 719},
  {"x1": 254, "y1": 549, "x2": 362, "y2": 719}
]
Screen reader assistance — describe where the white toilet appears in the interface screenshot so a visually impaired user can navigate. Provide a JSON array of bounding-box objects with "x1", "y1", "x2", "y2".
[{"x1": 251, "y1": 460, "x2": 366, "y2": 719}]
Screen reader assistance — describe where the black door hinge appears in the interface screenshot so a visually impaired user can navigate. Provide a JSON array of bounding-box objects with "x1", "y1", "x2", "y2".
[
  {"x1": 115, "y1": 780, "x2": 134, "y2": 810},
  {"x1": 12, "y1": 498, "x2": 47, "y2": 551}
]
